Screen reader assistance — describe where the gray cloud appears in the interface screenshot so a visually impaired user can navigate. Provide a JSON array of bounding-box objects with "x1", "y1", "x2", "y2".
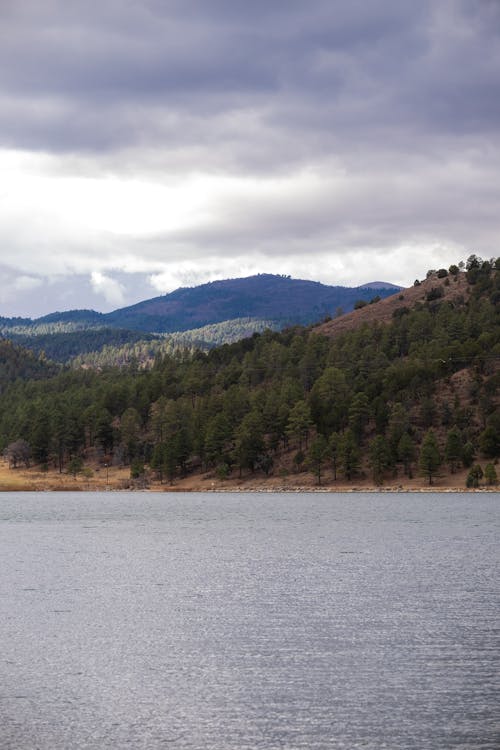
[{"x1": 0, "y1": 0, "x2": 498, "y2": 315}]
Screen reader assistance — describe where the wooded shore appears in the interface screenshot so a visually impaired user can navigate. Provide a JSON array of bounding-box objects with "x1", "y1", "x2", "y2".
[{"x1": 0, "y1": 459, "x2": 496, "y2": 493}]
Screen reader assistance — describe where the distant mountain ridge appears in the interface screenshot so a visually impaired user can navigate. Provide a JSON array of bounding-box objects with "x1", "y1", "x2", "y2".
[{"x1": 0, "y1": 274, "x2": 400, "y2": 334}]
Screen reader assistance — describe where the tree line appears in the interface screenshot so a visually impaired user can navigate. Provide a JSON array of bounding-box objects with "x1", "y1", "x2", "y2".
[{"x1": 0, "y1": 258, "x2": 498, "y2": 487}]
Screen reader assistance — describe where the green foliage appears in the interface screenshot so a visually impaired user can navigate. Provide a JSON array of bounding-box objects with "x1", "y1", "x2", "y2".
[
  {"x1": 0, "y1": 260, "x2": 497, "y2": 487},
  {"x1": 286, "y1": 400, "x2": 312, "y2": 449},
  {"x1": 306, "y1": 435, "x2": 328, "y2": 485},
  {"x1": 397, "y1": 433, "x2": 416, "y2": 477},
  {"x1": 233, "y1": 410, "x2": 265, "y2": 475},
  {"x1": 328, "y1": 432, "x2": 340, "y2": 480},
  {"x1": 369, "y1": 435, "x2": 391, "y2": 485},
  {"x1": 339, "y1": 429, "x2": 360, "y2": 480},
  {"x1": 419, "y1": 430, "x2": 442, "y2": 485},
  {"x1": 445, "y1": 427, "x2": 462, "y2": 473},
  {"x1": 425, "y1": 286, "x2": 444, "y2": 301},
  {"x1": 293, "y1": 450, "x2": 306, "y2": 472},
  {"x1": 348, "y1": 392, "x2": 370, "y2": 441},
  {"x1": 484, "y1": 463, "x2": 498, "y2": 486},
  {"x1": 130, "y1": 458, "x2": 145, "y2": 479},
  {"x1": 466, "y1": 464, "x2": 483, "y2": 488},
  {"x1": 0, "y1": 338, "x2": 58, "y2": 385},
  {"x1": 462, "y1": 441, "x2": 476, "y2": 468},
  {"x1": 479, "y1": 422, "x2": 500, "y2": 459},
  {"x1": 67, "y1": 455, "x2": 84, "y2": 478},
  {"x1": 310, "y1": 367, "x2": 349, "y2": 435}
]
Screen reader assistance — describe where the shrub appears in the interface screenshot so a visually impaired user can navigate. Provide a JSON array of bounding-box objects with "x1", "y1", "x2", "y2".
[
  {"x1": 130, "y1": 458, "x2": 145, "y2": 478},
  {"x1": 466, "y1": 464, "x2": 483, "y2": 488},
  {"x1": 425, "y1": 286, "x2": 444, "y2": 301},
  {"x1": 484, "y1": 463, "x2": 498, "y2": 485}
]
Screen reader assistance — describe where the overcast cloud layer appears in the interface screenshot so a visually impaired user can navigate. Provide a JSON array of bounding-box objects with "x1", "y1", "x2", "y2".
[{"x1": 0, "y1": 0, "x2": 499, "y2": 316}]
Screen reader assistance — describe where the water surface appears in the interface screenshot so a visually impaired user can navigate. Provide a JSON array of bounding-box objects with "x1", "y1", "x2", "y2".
[{"x1": 1, "y1": 491, "x2": 499, "y2": 749}]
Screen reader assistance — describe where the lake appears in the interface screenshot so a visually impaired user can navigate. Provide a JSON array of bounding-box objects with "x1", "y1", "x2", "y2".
[{"x1": 0, "y1": 491, "x2": 498, "y2": 749}]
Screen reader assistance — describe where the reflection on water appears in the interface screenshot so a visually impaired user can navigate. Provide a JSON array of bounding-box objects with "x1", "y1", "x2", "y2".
[{"x1": 0, "y1": 491, "x2": 499, "y2": 749}]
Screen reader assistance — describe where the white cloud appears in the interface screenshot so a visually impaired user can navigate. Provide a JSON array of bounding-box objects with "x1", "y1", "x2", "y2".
[
  {"x1": 13, "y1": 275, "x2": 43, "y2": 291},
  {"x1": 90, "y1": 271, "x2": 125, "y2": 306}
]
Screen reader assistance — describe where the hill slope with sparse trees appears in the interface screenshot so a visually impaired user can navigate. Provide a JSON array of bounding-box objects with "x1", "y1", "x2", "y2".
[{"x1": 0, "y1": 257, "x2": 498, "y2": 489}]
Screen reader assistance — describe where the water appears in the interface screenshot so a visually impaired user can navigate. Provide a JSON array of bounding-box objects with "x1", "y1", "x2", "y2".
[{"x1": 0, "y1": 491, "x2": 498, "y2": 749}]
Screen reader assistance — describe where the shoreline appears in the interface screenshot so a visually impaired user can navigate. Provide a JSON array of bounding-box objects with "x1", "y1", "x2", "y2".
[{"x1": 0, "y1": 459, "x2": 497, "y2": 493}]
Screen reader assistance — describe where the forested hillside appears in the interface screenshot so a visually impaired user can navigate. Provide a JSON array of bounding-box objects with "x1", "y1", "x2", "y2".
[
  {"x1": 0, "y1": 258, "x2": 498, "y2": 487},
  {"x1": 70, "y1": 318, "x2": 279, "y2": 369},
  {"x1": 102, "y1": 274, "x2": 399, "y2": 332},
  {"x1": 0, "y1": 274, "x2": 397, "y2": 363},
  {"x1": 5, "y1": 328, "x2": 159, "y2": 363},
  {"x1": 0, "y1": 339, "x2": 58, "y2": 389}
]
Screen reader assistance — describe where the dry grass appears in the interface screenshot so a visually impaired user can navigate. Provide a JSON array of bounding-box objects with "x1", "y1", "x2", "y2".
[
  {"x1": 315, "y1": 272, "x2": 468, "y2": 339},
  {"x1": 0, "y1": 456, "x2": 491, "y2": 493}
]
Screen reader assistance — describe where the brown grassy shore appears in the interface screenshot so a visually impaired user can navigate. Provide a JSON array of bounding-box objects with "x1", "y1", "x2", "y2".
[{"x1": 0, "y1": 458, "x2": 495, "y2": 493}]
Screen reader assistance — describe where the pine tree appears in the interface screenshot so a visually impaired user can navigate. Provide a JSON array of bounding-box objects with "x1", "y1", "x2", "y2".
[
  {"x1": 484, "y1": 463, "x2": 498, "y2": 486},
  {"x1": 397, "y1": 432, "x2": 416, "y2": 477},
  {"x1": 307, "y1": 435, "x2": 328, "y2": 485},
  {"x1": 286, "y1": 400, "x2": 312, "y2": 449},
  {"x1": 339, "y1": 429, "x2": 360, "y2": 480},
  {"x1": 419, "y1": 430, "x2": 442, "y2": 485},
  {"x1": 369, "y1": 435, "x2": 391, "y2": 485},
  {"x1": 445, "y1": 427, "x2": 462, "y2": 473},
  {"x1": 329, "y1": 432, "x2": 340, "y2": 480},
  {"x1": 466, "y1": 464, "x2": 483, "y2": 488}
]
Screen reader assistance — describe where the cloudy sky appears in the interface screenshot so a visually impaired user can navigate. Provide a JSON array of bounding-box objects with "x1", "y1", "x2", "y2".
[{"x1": 0, "y1": 0, "x2": 499, "y2": 316}]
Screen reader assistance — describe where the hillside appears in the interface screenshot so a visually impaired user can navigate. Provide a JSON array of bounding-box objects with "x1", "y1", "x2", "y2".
[
  {"x1": 0, "y1": 273, "x2": 399, "y2": 363},
  {"x1": 316, "y1": 270, "x2": 469, "y2": 338},
  {"x1": 0, "y1": 257, "x2": 498, "y2": 491},
  {"x1": 0, "y1": 338, "x2": 58, "y2": 388},
  {"x1": 103, "y1": 274, "x2": 399, "y2": 332}
]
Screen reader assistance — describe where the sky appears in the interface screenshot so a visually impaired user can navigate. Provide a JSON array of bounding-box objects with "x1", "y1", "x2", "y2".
[{"x1": 0, "y1": 0, "x2": 499, "y2": 317}]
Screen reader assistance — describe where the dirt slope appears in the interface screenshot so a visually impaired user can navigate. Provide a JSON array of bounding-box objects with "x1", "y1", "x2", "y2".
[{"x1": 315, "y1": 272, "x2": 468, "y2": 338}]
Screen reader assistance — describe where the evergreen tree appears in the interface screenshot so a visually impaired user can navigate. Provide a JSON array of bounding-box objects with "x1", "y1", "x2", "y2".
[
  {"x1": 67, "y1": 455, "x2": 84, "y2": 479},
  {"x1": 339, "y1": 429, "x2": 360, "y2": 480},
  {"x1": 328, "y1": 432, "x2": 340, "y2": 480},
  {"x1": 286, "y1": 400, "x2": 312, "y2": 449},
  {"x1": 233, "y1": 410, "x2": 265, "y2": 476},
  {"x1": 310, "y1": 367, "x2": 350, "y2": 435},
  {"x1": 466, "y1": 464, "x2": 483, "y2": 488},
  {"x1": 445, "y1": 427, "x2": 462, "y2": 473},
  {"x1": 348, "y1": 392, "x2": 370, "y2": 441},
  {"x1": 419, "y1": 430, "x2": 442, "y2": 485},
  {"x1": 397, "y1": 432, "x2": 416, "y2": 477},
  {"x1": 369, "y1": 435, "x2": 391, "y2": 485},
  {"x1": 484, "y1": 463, "x2": 498, "y2": 486},
  {"x1": 479, "y1": 425, "x2": 500, "y2": 459},
  {"x1": 204, "y1": 413, "x2": 231, "y2": 468},
  {"x1": 307, "y1": 435, "x2": 328, "y2": 485},
  {"x1": 462, "y1": 441, "x2": 475, "y2": 468}
]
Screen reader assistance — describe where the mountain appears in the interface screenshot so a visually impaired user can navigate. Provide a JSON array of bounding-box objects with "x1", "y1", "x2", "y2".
[
  {"x1": 0, "y1": 274, "x2": 400, "y2": 334},
  {"x1": 102, "y1": 274, "x2": 400, "y2": 332},
  {"x1": 0, "y1": 274, "x2": 400, "y2": 363},
  {"x1": 358, "y1": 281, "x2": 402, "y2": 290}
]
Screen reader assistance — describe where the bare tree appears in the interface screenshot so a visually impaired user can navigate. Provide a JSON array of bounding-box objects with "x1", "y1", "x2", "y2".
[{"x1": 5, "y1": 439, "x2": 31, "y2": 469}]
